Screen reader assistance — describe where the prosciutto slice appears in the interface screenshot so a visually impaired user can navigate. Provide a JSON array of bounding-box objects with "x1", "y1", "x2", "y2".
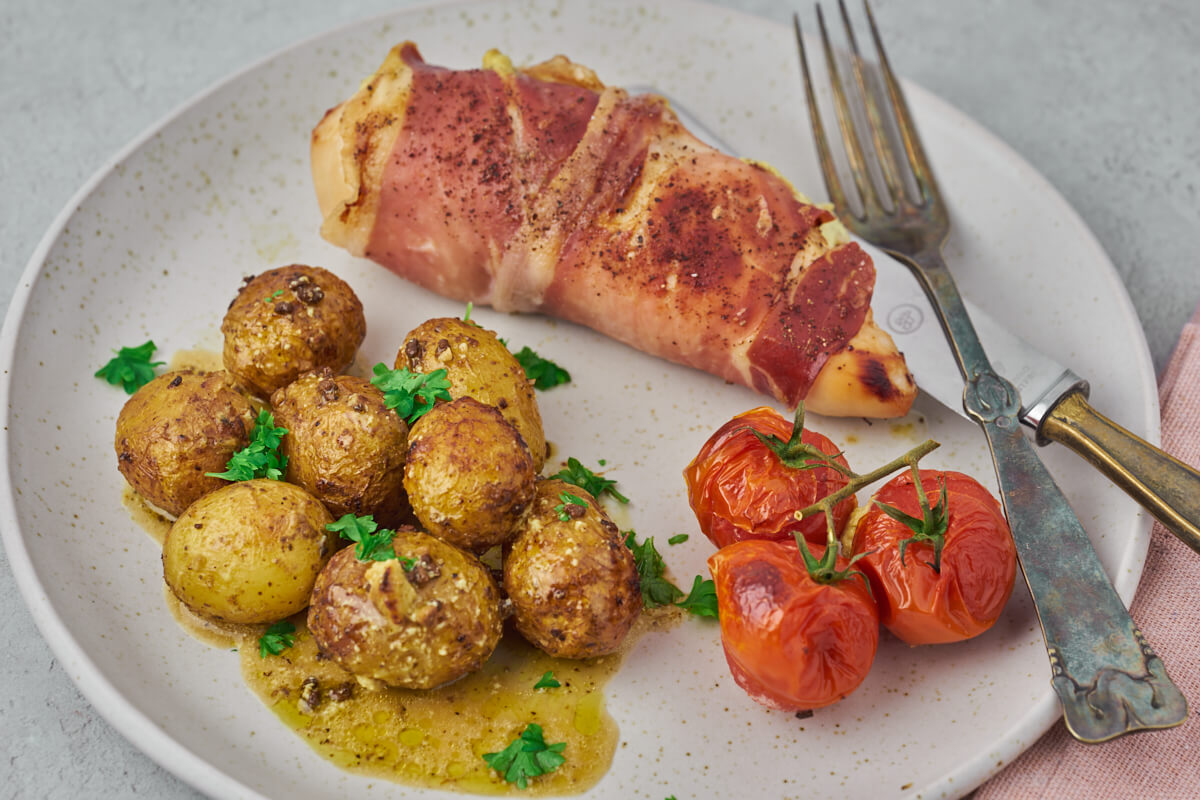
[{"x1": 311, "y1": 43, "x2": 915, "y2": 418}]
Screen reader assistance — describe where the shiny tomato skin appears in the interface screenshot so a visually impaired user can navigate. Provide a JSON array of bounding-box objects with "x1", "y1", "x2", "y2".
[
  {"x1": 708, "y1": 539, "x2": 879, "y2": 711},
  {"x1": 850, "y1": 469, "x2": 1017, "y2": 645},
  {"x1": 684, "y1": 407, "x2": 856, "y2": 548}
]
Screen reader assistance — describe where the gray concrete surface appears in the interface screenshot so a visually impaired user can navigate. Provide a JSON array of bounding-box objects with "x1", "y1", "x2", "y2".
[{"x1": 3, "y1": 1, "x2": 1197, "y2": 798}]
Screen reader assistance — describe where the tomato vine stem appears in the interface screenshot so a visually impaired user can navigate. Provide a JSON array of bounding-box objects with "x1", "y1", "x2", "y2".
[{"x1": 791, "y1": 437, "x2": 940, "y2": 586}]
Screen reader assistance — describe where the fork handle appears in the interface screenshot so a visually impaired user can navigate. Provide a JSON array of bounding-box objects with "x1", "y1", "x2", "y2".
[
  {"x1": 1041, "y1": 391, "x2": 1200, "y2": 553},
  {"x1": 904, "y1": 248, "x2": 1187, "y2": 742}
]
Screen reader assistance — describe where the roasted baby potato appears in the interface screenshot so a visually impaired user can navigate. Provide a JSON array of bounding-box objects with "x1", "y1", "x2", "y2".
[
  {"x1": 307, "y1": 529, "x2": 503, "y2": 690},
  {"x1": 403, "y1": 396, "x2": 536, "y2": 552},
  {"x1": 271, "y1": 368, "x2": 411, "y2": 527},
  {"x1": 398, "y1": 317, "x2": 546, "y2": 471},
  {"x1": 115, "y1": 369, "x2": 256, "y2": 517},
  {"x1": 503, "y1": 479, "x2": 642, "y2": 658},
  {"x1": 222, "y1": 265, "x2": 366, "y2": 398},
  {"x1": 163, "y1": 479, "x2": 337, "y2": 624}
]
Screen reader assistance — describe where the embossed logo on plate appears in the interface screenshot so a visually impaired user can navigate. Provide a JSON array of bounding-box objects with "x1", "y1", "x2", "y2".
[{"x1": 886, "y1": 303, "x2": 924, "y2": 334}]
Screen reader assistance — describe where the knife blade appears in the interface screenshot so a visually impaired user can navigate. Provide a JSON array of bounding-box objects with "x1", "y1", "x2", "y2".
[{"x1": 651, "y1": 86, "x2": 1200, "y2": 551}]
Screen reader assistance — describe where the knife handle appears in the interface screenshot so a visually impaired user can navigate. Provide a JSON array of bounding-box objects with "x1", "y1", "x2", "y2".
[
  {"x1": 964, "y1": 373, "x2": 1188, "y2": 742},
  {"x1": 1040, "y1": 391, "x2": 1200, "y2": 553}
]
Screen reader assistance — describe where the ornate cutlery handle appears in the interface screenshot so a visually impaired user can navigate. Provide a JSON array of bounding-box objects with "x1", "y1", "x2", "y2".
[
  {"x1": 902, "y1": 248, "x2": 1187, "y2": 742},
  {"x1": 1040, "y1": 392, "x2": 1200, "y2": 554}
]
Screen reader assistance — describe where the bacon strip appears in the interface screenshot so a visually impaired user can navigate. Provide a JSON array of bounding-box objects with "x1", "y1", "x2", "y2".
[{"x1": 312, "y1": 43, "x2": 915, "y2": 417}]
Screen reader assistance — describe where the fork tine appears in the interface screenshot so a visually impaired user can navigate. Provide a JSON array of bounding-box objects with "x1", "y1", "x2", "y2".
[
  {"x1": 862, "y1": 0, "x2": 942, "y2": 205},
  {"x1": 793, "y1": 13, "x2": 850, "y2": 215},
  {"x1": 815, "y1": 3, "x2": 882, "y2": 215},
  {"x1": 836, "y1": 0, "x2": 905, "y2": 206}
]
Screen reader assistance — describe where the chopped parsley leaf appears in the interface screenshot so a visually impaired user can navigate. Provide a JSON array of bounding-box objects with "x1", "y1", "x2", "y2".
[
  {"x1": 482, "y1": 723, "x2": 566, "y2": 789},
  {"x1": 554, "y1": 492, "x2": 588, "y2": 521},
  {"x1": 533, "y1": 671, "x2": 561, "y2": 690},
  {"x1": 624, "y1": 531, "x2": 683, "y2": 608},
  {"x1": 512, "y1": 346, "x2": 571, "y2": 390},
  {"x1": 550, "y1": 457, "x2": 629, "y2": 504},
  {"x1": 326, "y1": 513, "x2": 396, "y2": 562},
  {"x1": 676, "y1": 575, "x2": 719, "y2": 619},
  {"x1": 263, "y1": 289, "x2": 285, "y2": 304},
  {"x1": 370, "y1": 363, "x2": 452, "y2": 424},
  {"x1": 205, "y1": 409, "x2": 288, "y2": 481},
  {"x1": 667, "y1": 533, "x2": 689, "y2": 545},
  {"x1": 258, "y1": 620, "x2": 296, "y2": 658},
  {"x1": 94, "y1": 340, "x2": 164, "y2": 394}
]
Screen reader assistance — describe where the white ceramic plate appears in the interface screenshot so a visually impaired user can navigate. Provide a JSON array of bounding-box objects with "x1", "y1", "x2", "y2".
[{"x1": 0, "y1": 0, "x2": 1158, "y2": 798}]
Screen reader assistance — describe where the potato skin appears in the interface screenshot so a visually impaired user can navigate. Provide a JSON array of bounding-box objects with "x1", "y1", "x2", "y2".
[
  {"x1": 307, "y1": 530, "x2": 503, "y2": 689},
  {"x1": 222, "y1": 265, "x2": 366, "y2": 398},
  {"x1": 115, "y1": 369, "x2": 256, "y2": 517},
  {"x1": 404, "y1": 396, "x2": 535, "y2": 552},
  {"x1": 398, "y1": 317, "x2": 546, "y2": 471},
  {"x1": 271, "y1": 368, "x2": 411, "y2": 528},
  {"x1": 504, "y1": 479, "x2": 642, "y2": 658},
  {"x1": 163, "y1": 479, "x2": 337, "y2": 624}
]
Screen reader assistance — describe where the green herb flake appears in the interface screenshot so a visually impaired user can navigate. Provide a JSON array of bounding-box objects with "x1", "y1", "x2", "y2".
[
  {"x1": 624, "y1": 531, "x2": 683, "y2": 608},
  {"x1": 482, "y1": 723, "x2": 566, "y2": 790},
  {"x1": 94, "y1": 340, "x2": 164, "y2": 394},
  {"x1": 512, "y1": 346, "x2": 571, "y2": 390},
  {"x1": 258, "y1": 620, "x2": 296, "y2": 658},
  {"x1": 667, "y1": 534, "x2": 689, "y2": 545},
  {"x1": 554, "y1": 492, "x2": 588, "y2": 522},
  {"x1": 326, "y1": 513, "x2": 397, "y2": 562},
  {"x1": 263, "y1": 289, "x2": 285, "y2": 304},
  {"x1": 550, "y1": 457, "x2": 629, "y2": 504},
  {"x1": 370, "y1": 363, "x2": 452, "y2": 424},
  {"x1": 205, "y1": 409, "x2": 288, "y2": 482},
  {"x1": 676, "y1": 575, "x2": 719, "y2": 619},
  {"x1": 533, "y1": 671, "x2": 561, "y2": 690}
]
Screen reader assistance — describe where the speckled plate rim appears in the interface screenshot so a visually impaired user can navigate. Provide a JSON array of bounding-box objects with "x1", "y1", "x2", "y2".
[{"x1": 0, "y1": 1, "x2": 1159, "y2": 799}]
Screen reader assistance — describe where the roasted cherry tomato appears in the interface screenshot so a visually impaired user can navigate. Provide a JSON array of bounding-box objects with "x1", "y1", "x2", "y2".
[
  {"x1": 708, "y1": 539, "x2": 879, "y2": 711},
  {"x1": 848, "y1": 469, "x2": 1016, "y2": 645},
  {"x1": 684, "y1": 406, "x2": 856, "y2": 548}
]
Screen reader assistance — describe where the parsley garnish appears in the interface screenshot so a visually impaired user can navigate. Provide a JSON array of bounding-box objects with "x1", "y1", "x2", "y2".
[
  {"x1": 534, "y1": 671, "x2": 561, "y2": 690},
  {"x1": 676, "y1": 575, "x2": 719, "y2": 618},
  {"x1": 326, "y1": 514, "x2": 397, "y2": 562},
  {"x1": 263, "y1": 289, "x2": 284, "y2": 304},
  {"x1": 624, "y1": 531, "x2": 683, "y2": 607},
  {"x1": 258, "y1": 620, "x2": 296, "y2": 658},
  {"x1": 550, "y1": 457, "x2": 629, "y2": 504},
  {"x1": 482, "y1": 723, "x2": 566, "y2": 789},
  {"x1": 370, "y1": 363, "x2": 452, "y2": 424},
  {"x1": 94, "y1": 340, "x2": 164, "y2": 394},
  {"x1": 512, "y1": 346, "x2": 571, "y2": 390},
  {"x1": 624, "y1": 531, "x2": 718, "y2": 618},
  {"x1": 206, "y1": 409, "x2": 288, "y2": 481},
  {"x1": 463, "y1": 301, "x2": 480, "y2": 326},
  {"x1": 554, "y1": 492, "x2": 588, "y2": 521},
  {"x1": 667, "y1": 533, "x2": 688, "y2": 545}
]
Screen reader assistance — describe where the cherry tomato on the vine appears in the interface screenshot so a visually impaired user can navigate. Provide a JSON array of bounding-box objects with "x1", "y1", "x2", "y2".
[
  {"x1": 684, "y1": 406, "x2": 856, "y2": 548},
  {"x1": 708, "y1": 539, "x2": 879, "y2": 711},
  {"x1": 848, "y1": 469, "x2": 1016, "y2": 645}
]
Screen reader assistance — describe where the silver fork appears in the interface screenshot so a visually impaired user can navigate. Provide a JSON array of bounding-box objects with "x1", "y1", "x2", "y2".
[{"x1": 795, "y1": 0, "x2": 1186, "y2": 743}]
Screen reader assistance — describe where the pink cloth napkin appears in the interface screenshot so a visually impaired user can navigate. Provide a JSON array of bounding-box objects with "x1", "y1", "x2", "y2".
[{"x1": 977, "y1": 302, "x2": 1200, "y2": 799}]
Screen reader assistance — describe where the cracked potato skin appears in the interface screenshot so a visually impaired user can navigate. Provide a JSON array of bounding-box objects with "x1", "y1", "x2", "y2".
[
  {"x1": 403, "y1": 396, "x2": 536, "y2": 552},
  {"x1": 271, "y1": 368, "x2": 411, "y2": 528},
  {"x1": 503, "y1": 479, "x2": 642, "y2": 659},
  {"x1": 162, "y1": 479, "x2": 337, "y2": 624},
  {"x1": 115, "y1": 369, "x2": 256, "y2": 517},
  {"x1": 306, "y1": 529, "x2": 503, "y2": 690},
  {"x1": 398, "y1": 317, "x2": 546, "y2": 471},
  {"x1": 222, "y1": 265, "x2": 366, "y2": 398}
]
